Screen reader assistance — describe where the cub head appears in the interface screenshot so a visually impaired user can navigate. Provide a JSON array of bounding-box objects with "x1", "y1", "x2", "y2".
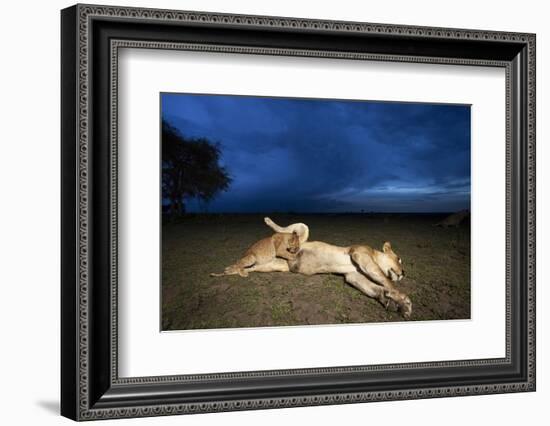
[
  {"x1": 286, "y1": 231, "x2": 301, "y2": 254},
  {"x1": 378, "y1": 241, "x2": 404, "y2": 281}
]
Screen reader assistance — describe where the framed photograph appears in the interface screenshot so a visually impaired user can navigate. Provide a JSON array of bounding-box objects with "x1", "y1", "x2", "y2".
[{"x1": 61, "y1": 4, "x2": 536, "y2": 421}]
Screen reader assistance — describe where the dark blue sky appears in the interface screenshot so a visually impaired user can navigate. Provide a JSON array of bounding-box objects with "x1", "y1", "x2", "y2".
[{"x1": 161, "y1": 93, "x2": 470, "y2": 213}]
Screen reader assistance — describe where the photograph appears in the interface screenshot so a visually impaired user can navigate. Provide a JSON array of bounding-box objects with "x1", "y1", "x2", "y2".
[{"x1": 161, "y1": 93, "x2": 472, "y2": 330}]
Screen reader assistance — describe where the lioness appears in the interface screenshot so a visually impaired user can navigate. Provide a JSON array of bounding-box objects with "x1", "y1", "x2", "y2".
[
  {"x1": 210, "y1": 231, "x2": 300, "y2": 278},
  {"x1": 257, "y1": 218, "x2": 412, "y2": 318}
]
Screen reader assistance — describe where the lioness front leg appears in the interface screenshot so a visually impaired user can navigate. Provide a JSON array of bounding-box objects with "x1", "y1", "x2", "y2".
[
  {"x1": 344, "y1": 271, "x2": 389, "y2": 308},
  {"x1": 210, "y1": 254, "x2": 256, "y2": 277}
]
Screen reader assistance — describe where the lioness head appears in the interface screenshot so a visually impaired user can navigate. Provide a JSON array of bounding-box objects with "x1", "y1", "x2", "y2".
[{"x1": 378, "y1": 241, "x2": 404, "y2": 281}]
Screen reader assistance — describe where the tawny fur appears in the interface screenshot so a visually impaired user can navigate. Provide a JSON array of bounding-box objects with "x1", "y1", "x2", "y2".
[{"x1": 261, "y1": 218, "x2": 412, "y2": 319}]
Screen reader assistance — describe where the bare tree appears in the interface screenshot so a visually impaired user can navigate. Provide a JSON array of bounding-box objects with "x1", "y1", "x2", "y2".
[{"x1": 162, "y1": 121, "x2": 231, "y2": 217}]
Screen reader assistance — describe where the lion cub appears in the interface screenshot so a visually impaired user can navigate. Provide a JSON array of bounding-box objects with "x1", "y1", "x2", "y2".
[{"x1": 210, "y1": 232, "x2": 300, "y2": 277}]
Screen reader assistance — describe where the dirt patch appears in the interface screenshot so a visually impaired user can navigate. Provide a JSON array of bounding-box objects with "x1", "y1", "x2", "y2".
[{"x1": 162, "y1": 214, "x2": 470, "y2": 330}]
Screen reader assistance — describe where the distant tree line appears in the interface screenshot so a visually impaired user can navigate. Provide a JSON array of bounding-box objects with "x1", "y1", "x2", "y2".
[{"x1": 162, "y1": 120, "x2": 231, "y2": 217}]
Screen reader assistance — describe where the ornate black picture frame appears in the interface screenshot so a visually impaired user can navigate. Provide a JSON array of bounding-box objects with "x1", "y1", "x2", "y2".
[{"x1": 61, "y1": 4, "x2": 536, "y2": 421}]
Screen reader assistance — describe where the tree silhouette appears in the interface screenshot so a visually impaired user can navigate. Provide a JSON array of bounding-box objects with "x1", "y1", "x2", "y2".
[{"x1": 162, "y1": 120, "x2": 231, "y2": 217}]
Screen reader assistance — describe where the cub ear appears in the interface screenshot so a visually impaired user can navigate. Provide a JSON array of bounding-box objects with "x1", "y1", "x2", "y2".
[{"x1": 383, "y1": 241, "x2": 392, "y2": 253}]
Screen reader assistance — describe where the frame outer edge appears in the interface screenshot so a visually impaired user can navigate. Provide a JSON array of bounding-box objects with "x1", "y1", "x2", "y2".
[
  {"x1": 76, "y1": 2, "x2": 91, "y2": 420},
  {"x1": 61, "y1": 4, "x2": 80, "y2": 422},
  {"x1": 67, "y1": 4, "x2": 536, "y2": 421},
  {"x1": 527, "y1": 34, "x2": 536, "y2": 390}
]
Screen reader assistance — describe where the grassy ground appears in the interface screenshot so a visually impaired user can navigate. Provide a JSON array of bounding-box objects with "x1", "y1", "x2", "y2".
[{"x1": 162, "y1": 214, "x2": 470, "y2": 330}]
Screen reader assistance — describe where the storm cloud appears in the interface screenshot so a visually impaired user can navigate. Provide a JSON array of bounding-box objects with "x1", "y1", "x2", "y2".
[{"x1": 161, "y1": 93, "x2": 470, "y2": 213}]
